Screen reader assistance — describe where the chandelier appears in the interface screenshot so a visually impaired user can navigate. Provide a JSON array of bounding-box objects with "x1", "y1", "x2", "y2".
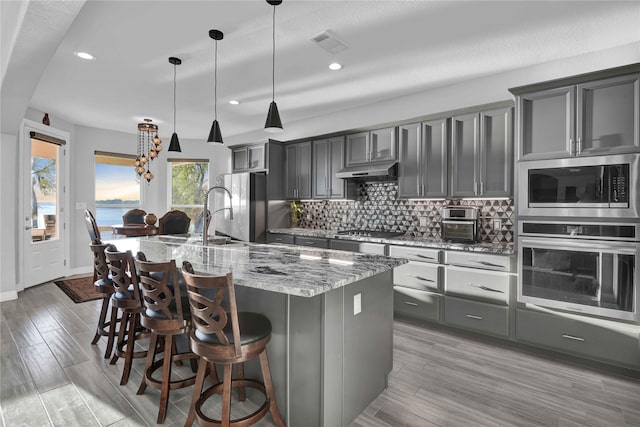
[{"x1": 134, "y1": 118, "x2": 162, "y2": 182}]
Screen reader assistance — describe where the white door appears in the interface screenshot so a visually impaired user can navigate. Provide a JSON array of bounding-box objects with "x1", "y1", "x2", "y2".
[{"x1": 20, "y1": 121, "x2": 68, "y2": 288}]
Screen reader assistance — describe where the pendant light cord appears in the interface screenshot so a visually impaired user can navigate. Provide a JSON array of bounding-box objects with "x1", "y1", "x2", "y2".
[
  {"x1": 215, "y1": 39, "x2": 218, "y2": 120},
  {"x1": 272, "y1": 4, "x2": 275, "y2": 102},
  {"x1": 173, "y1": 64, "x2": 177, "y2": 133}
]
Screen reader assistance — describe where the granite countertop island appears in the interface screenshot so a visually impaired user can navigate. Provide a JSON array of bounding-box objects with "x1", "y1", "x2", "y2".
[
  {"x1": 268, "y1": 227, "x2": 515, "y2": 255},
  {"x1": 105, "y1": 235, "x2": 403, "y2": 427},
  {"x1": 106, "y1": 235, "x2": 406, "y2": 297}
]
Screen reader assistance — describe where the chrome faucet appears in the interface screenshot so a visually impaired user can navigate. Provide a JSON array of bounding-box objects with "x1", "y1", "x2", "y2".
[{"x1": 202, "y1": 186, "x2": 233, "y2": 246}]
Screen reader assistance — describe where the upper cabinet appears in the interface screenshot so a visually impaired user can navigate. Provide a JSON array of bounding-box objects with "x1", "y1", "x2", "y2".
[
  {"x1": 232, "y1": 144, "x2": 266, "y2": 172},
  {"x1": 515, "y1": 71, "x2": 640, "y2": 161},
  {"x1": 398, "y1": 119, "x2": 448, "y2": 198},
  {"x1": 450, "y1": 106, "x2": 513, "y2": 198},
  {"x1": 285, "y1": 141, "x2": 312, "y2": 200},
  {"x1": 345, "y1": 127, "x2": 397, "y2": 166},
  {"x1": 312, "y1": 136, "x2": 356, "y2": 199}
]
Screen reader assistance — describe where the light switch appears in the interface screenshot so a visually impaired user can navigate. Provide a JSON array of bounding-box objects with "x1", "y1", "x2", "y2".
[
  {"x1": 419, "y1": 217, "x2": 428, "y2": 227},
  {"x1": 354, "y1": 293, "x2": 361, "y2": 315},
  {"x1": 493, "y1": 219, "x2": 501, "y2": 231}
]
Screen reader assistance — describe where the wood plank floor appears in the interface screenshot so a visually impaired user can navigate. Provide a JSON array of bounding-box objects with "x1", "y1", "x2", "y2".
[{"x1": 1, "y1": 280, "x2": 639, "y2": 426}]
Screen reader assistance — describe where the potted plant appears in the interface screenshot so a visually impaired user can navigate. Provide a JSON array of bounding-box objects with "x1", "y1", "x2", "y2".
[{"x1": 290, "y1": 201, "x2": 304, "y2": 227}]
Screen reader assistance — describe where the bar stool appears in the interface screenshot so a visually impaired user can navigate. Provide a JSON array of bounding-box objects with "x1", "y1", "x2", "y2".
[
  {"x1": 105, "y1": 247, "x2": 149, "y2": 385},
  {"x1": 134, "y1": 253, "x2": 199, "y2": 424},
  {"x1": 89, "y1": 242, "x2": 119, "y2": 359},
  {"x1": 181, "y1": 261, "x2": 285, "y2": 427}
]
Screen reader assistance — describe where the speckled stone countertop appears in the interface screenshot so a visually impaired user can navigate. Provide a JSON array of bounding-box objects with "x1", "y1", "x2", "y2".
[
  {"x1": 268, "y1": 228, "x2": 515, "y2": 255},
  {"x1": 104, "y1": 236, "x2": 406, "y2": 298}
]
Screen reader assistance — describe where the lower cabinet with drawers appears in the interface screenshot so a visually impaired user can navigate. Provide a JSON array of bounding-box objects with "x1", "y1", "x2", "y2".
[
  {"x1": 389, "y1": 245, "x2": 444, "y2": 323},
  {"x1": 516, "y1": 306, "x2": 640, "y2": 369},
  {"x1": 443, "y1": 251, "x2": 516, "y2": 338}
]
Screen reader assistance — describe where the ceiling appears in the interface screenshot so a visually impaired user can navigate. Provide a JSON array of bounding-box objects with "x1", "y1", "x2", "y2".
[{"x1": 19, "y1": 1, "x2": 640, "y2": 145}]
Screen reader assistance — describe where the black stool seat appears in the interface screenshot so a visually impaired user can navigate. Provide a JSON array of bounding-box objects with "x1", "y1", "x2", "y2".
[{"x1": 195, "y1": 312, "x2": 271, "y2": 346}]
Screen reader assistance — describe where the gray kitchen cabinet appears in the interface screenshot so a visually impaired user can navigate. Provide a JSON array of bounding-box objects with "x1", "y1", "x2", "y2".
[
  {"x1": 232, "y1": 144, "x2": 266, "y2": 172},
  {"x1": 345, "y1": 127, "x2": 397, "y2": 166},
  {"x1": 444, "y1": 297, "x2": 510, "y2": 338},
  {"x1": 398, "y1": 119, "x2": 448, "y2": 198},
  {"x1": 294, "y1": 235, "x2": 329, "y2": 248},
  {"x1": 329, "y1": 239, "x2": 386, "y2": 255},
  {"x1": 516, "y1": 307, "x2": 640, "y2": 370},
  {"x1": 312, "y1": 136, "x2": 357, "y2": 199},
  {"x1": 389, "y1": 245, "x2": 444, "y2": 323},
  {"x1": 285, "y1": 141, "x2": 312, "y2": 200},
  {"x1": 450, "y1": 107, "x2": 513, "y2": 198},
  {"x1": 443, "y1": 250, "x2": 516, "y2": 338},
  {"x1": 266, "y1": 232, "x2": 295, "y2": 245},
  {"x1": 516, "y1": 72, "x2": 640, "y2": 160}
]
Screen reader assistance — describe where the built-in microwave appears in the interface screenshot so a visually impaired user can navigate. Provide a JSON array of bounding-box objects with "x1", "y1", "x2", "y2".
[{"x1": 518, "y1": 154, "x2": 640, "y2": 218}]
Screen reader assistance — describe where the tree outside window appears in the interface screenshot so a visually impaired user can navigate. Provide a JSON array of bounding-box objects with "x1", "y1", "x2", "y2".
[{"x1": 169, "y1": 160, "x2": 209, "y2": 233}]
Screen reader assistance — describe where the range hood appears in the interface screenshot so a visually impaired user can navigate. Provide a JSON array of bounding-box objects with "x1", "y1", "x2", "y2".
[{"x1": 335, "y1": 161, "x2": 398, "y2": 180}]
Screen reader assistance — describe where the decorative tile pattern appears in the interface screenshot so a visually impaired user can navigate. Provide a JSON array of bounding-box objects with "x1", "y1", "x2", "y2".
[{"x1": 297, "y1": 182, "x2": 515, "y2": 244}]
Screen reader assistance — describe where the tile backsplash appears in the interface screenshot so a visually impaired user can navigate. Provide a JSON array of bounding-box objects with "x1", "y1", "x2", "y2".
[{"x1": 296, "y1": 182, "x2": 514, "y2": 244}]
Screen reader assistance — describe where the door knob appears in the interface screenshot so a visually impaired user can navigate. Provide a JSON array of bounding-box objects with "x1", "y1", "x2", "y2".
[{"x1": 25, "y1": 226, "x2": 32, "y2": 230}]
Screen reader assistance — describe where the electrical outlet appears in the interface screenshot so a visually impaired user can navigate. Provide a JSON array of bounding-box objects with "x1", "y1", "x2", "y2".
[
  {"x1": 342, "y1": 214, "x2": 347, "y2": 223},
  {"x1": 493, "y1": 219, "x2": 501, "y2": 231},
  {"x1": 354, "y1": 293, "x2": 361, "y2": 315},
  {"x1": 419, "y1": 217, "x2": 428, "y2": 227}
]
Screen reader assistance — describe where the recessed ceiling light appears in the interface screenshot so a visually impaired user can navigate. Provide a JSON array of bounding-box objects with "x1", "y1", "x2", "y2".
[
  {"x1": 229, "y1": 100, "x2": 240, "y2": 105},
  {"x1": 329, "y1": 62, "x2": 342, "y2": 71},
  {"x1": 74, "y1": 51, "x2": 95, "y2": 60}
]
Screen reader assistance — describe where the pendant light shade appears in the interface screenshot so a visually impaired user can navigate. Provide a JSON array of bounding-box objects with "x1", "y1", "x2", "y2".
[
  {"x1": 264, "y1": 0, "x2": 283, "y2": 133},
  {"x1": 264, "y1": 101, "x2": 282, "y2": 132},
  {"x1": 168, "y1": 56, "x2": 182, "y2": 152},
  {"x1": 207, "y1": 29, "x2": 224, "y2": 144}
]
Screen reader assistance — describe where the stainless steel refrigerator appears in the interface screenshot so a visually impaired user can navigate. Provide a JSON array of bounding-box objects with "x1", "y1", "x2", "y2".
[{"x1": 213, "y1": 172, "x2": 288, "y2": 242}]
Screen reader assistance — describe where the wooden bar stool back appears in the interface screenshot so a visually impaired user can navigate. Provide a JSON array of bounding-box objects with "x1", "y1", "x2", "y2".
[
  {"x1": 89, "y1": 242, "x2": 119, "y2": 358},
  {"x1": 105, "y1": 247, "x2": 149, "y2": 385},
  {"x1": 84, "y1": 209, "x2": 101, "y2": 244},
  {"x1": 181, "y1": 261, "x2": 285, "y2": 427},
  {"x1": 134, "y1": 253, "x2": 199, "y2": 424}
]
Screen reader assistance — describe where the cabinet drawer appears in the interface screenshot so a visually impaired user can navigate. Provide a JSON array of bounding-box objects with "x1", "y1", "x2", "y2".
[
  {"x1": 329, "y1": 239, "x2": 386, "y2": 255},
  {"x1": 446, "y1": 251, "x2": 513, "y2": 272},
  {"x1": 444, "y1": 297, "x2": 509, "y2": 338},
  {"x1": 294, "y1": 236, "x2": 329, "y2": 249},
  {"x1": 394, "y1": 286, "x2": 441, "y2": 323},
  {"x1": 388, "y1": 245, "x2": 441, "y2": 264},
  {"x1": 445, "y1": 265, "x2": 509, "y2": 305},
  {"x1": 267, "y1": 233, "x2": 294, "y2": 244},
  {"x1": 516, "y1": 308, "x2": 640, "y2": 369},
  {"x1": 394, "y1": 261, "x2": 440, "y2": 292}
]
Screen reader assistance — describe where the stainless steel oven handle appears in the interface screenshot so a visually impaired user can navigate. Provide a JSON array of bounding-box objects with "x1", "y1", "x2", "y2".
[{"x1": 519, "y1": 237, "x2": 639, "y2": 254}]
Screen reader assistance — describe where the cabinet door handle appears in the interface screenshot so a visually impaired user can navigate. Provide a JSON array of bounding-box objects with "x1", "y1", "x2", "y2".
[
  {"x1": 404, "y1": 301, "x2": 418, "y2": 307},
  {"x1": 466, "y1": 283, "x2": 504, "y2": 293},
  {"x1": 412, "y1": 253, "x2": 436, "y2": 261},
  {"x1": 480, "y1": 182, "x2": 484, "y2": 195},
  {"x1": 473, "y1": 260, "x2": 504, "y2": 268},
  {"x1": 569, "y1": 137, "x2": 574, "y2": 156},
  {"x1": 474, "y1": 181, "x2": 478, "y2": 196},
  {"x1": 465, "y1": 314, "x2": 483, "y2": 320},
  {"x1": 576, "y1": 137, "x2": 582, "y2": 155},
  {"x1": 562, "y1": 334, "x2": 585, "y2": 342},
  {"x1": 409, "y1": 274, "x2": 434, "y2": 283},
  {"x1": 274, "y1": 238, "x2": 283, "y2": 242}
]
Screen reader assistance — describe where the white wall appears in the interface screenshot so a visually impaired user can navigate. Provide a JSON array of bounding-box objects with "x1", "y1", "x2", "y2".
[{"x1": 0, "y1": 133, "x2": 18, "y2": 301}]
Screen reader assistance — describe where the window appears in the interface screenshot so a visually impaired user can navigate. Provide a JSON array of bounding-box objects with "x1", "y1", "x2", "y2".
[
  {"x1": 31, "y1": 136, "x2": 61, "y2": 242},
  {"x1": 168, "y1": 159, "x2": 209, "y2": 233},
  {"x1": 95, "y1": 152, "x2": 141, "y2": 238}
]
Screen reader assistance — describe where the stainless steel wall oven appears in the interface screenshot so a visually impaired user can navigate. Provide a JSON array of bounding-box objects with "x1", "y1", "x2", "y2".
[
  {"x1": 518, "y1": 221, "x2": 640, "y2": 322},
  {"x1": 518, "y1": 154, "x2": 640, "y2": 218}
]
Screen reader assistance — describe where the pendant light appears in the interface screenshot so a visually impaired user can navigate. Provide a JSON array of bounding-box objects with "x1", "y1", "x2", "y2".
[
  {"x1": 207, "y1": 29, "x2": 224, "y2": 144},
  {"x1": 168, "y1": 57, "x2": 182, "y2": 152},
  {"x1": 264, "y1": 0, "x2": 283, "y2": 133}
]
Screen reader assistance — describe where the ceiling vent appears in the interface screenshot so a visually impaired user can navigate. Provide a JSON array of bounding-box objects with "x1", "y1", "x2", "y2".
[{"x1": 310, "y1": 30, "x2": 347, "y2": 54}]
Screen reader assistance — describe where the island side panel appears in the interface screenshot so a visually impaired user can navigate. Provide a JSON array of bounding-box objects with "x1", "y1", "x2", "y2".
[
  {"x1": 342, "y1": 269, "x2": 394, "y2": 426},
  {"x1": 233, "y1": 286, "x2": 290, "y2": 421},
  {"x1": 322, "y1": 284, "x2": 344, "y2": 427}
]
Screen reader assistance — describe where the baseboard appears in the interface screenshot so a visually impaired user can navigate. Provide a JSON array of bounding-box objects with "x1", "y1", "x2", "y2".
[
  {"x1": 68, "y1": 266, "x2": 93, "y2": 276},
  {"x1": 0, "y1": 290, "x2": 18, "y2": 302}
]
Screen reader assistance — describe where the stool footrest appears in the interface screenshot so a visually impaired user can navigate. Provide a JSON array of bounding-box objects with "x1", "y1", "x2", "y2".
[
  {"x1": 196, "y1": 378, "x2": 270, "y2": 426},
  {"x1": 143, "y1": 352, "x2": 199, "y2": 391}
]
